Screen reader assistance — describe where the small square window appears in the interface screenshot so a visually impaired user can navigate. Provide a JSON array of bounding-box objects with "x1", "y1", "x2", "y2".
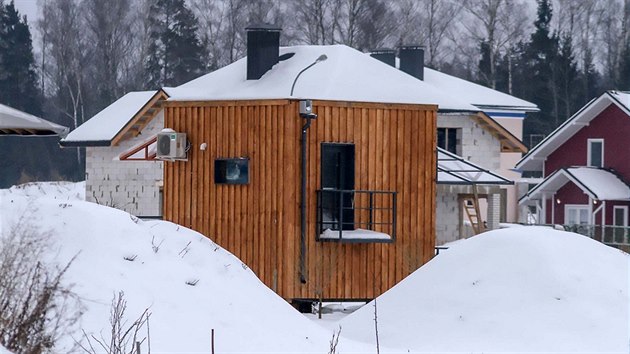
[
  {"x1": 437, "y1": 127, "x2": 459, "y2": 154},
  {"x1": 215, "y1": 158, "x2": 249, "y2": 184}
]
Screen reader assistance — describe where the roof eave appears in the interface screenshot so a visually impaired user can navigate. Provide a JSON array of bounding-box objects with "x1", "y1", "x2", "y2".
[
  {"x1": 516, "y1": 92, "x2": 626, "y2": 171},
  {"x1": 109, "y1": 89, "x2": 169, "y2": 146},
  {"x1": 60, "y1": 139, "x2": 111, "y2": 147}
]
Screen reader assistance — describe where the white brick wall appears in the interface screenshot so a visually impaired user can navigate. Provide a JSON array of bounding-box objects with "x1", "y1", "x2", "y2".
[
  {"x1": 438, "y1": 113, "x2": 501, "y2": 171},
  {"x1": 85, "y1": 111, "x2": 164, "y2": 216},
  {"x1": 436, "y1": 113, "x2": 503, "y2": 245}
]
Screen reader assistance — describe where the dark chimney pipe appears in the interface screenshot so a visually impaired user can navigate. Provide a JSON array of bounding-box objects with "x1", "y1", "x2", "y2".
[
  {"x1": 246, "y1": 24, "x2": 282, "y2": 80},
  {"x1": 370, "y1": 48, "x2": 396, "y2": 67},
  {"x1": 399, "y1": 45, "x2": 425, "y2": 81}
]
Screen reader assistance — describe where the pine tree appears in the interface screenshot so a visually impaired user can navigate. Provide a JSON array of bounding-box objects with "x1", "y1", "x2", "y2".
[
  {"x1": 520, "y1": 0, "x2": 560, "y2": 143},
  {"x1": 0, "y1": 1, "x2": 40, "y2": 113},
  {"x1": 144, "y1": 0, "x2": 204, "y2": 87},
  {"x1": 0, "y1": 1, "x2": 57, "y2": 188}
]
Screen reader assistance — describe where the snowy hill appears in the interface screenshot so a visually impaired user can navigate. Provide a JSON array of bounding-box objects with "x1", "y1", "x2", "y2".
[
  {"x1": 3, "y1": 182, "x2": 628, "y2": 353},
  {"x1": 0, "y1": 183, "x2": 372, "y2": 353},
  {"x1": 338, "y1": 227, "x2": 630, "y2": 352}
]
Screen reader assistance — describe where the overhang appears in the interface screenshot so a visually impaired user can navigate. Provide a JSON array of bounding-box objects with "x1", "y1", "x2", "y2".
[
  {"x1": 0, "y1": 104, "x2": 68, "y2": 136},
  {"x1": 61, "y1": 90, "x2": 168, "y2": 147},
  {"x1": 516, "y1": 91, "x2": 630, "y2": 172},
  {"x1": 519, "y1": 167, "x2": 630, "y2": 204},
  {"x1": 437, "y1": 148, "x2": 513, "y2": 185}
]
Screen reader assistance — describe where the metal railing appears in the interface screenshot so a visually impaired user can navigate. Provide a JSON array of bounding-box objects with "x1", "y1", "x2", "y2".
[
  {"x1": 520, "y1": 223, "x2": 630, "y2": 247},
  {"x1": 316, "y1": 189, "x2": 397, "y2": 243}
]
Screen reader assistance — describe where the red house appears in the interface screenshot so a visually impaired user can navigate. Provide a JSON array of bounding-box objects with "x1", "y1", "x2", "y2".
[{"x1": 517, "y1": 91, "x2": 630, "y2": 246}]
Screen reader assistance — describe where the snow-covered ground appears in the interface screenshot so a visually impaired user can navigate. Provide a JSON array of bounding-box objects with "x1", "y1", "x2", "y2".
[
  {"x1": 0, "y1": 182, "x2": 373, "y2": 353},
  {"x1": 2, "y1": 182, "x2": 629, "y2": 353},
  {"x1": 338, "y1": 227, "x2": 630, "y2": 352}
]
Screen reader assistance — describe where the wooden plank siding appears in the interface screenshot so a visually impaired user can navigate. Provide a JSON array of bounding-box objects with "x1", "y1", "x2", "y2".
[{"x1": 163, "y1": 99, "x2": 437, "y2": 300}]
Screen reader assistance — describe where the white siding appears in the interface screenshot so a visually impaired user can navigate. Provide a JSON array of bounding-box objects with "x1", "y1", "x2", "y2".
[{"x1": 85, "y1": 111, "x2": 164, "y2": 216}]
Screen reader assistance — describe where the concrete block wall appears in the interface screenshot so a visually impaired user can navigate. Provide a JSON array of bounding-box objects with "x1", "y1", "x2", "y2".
[
  {"x1": 438, "y1": 113, "x2": 501, "y2": 171},
  {"x1": 436, "y1": 185, "x2": 460, "y2": 245},
  {"x1": 85, "y1": 111, "x2": 164, "y2": 216}
]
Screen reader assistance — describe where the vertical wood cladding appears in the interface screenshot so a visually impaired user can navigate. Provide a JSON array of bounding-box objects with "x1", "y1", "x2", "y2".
[{"x1": 163, "y1": 100, "x2": 436, "y2": 300}]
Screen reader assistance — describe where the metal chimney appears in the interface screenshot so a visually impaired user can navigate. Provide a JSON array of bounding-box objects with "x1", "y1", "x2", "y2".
[
  {"x1": 399, "y1": 45, "x2": 425, "y2": 81},
  {"x1": 246, "y1": 24, "x2": 282, "y2": 80},
  {"x1": 370, "y1": 48, "x2": 396, "y2": 67}
]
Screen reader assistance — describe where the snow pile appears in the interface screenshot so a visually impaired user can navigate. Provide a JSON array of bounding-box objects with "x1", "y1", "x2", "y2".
[
  {"x1": 339, "y1": 227, "x2": 630, "y2": 352},
  {"x1": 0, "y1": 189, "x2": 372, "y2": 353},
  {"x1": 0, "y1": 181, "x2": 85, "y2": 200}
]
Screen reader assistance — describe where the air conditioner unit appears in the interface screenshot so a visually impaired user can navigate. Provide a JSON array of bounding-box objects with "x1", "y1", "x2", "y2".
[{"x1": 156, "y1": 129, "x2": 187, "y2": 160}]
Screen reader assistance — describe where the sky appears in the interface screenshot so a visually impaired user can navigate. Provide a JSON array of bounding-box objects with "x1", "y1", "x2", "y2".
[{"x1": 13, "y1": 0, "x2": 38, "y2": 25}]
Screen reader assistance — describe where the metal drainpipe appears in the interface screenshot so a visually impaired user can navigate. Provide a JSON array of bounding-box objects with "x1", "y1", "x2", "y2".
[{"x1": 300, "y1": 115, "x2": 314, "y2": 284}]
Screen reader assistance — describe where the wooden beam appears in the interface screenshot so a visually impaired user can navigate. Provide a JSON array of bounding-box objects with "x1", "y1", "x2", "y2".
[
  {"x1": 312, "y1": 100, "x2": 438, "y2": 111},
  {"x1": 111, "y1": 90, "x2": 169, "y2": 146},
  {"x1": 473, "y1": 112, "x2": 528, "y2": 153},
  {"x1": 164, "y1": 99, "x2": 290, "y2": 107}
]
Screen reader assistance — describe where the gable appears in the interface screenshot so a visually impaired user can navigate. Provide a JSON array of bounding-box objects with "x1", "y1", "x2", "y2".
[
  {"x1": 61, "y1": 90, "x2": 168, "y2": 147},
  {"x1": 545, "y1": 104, "x2": 630, "y2": 176},
  {"x1": 516, "y1": 92, "x2": 630, "y2": 172}
]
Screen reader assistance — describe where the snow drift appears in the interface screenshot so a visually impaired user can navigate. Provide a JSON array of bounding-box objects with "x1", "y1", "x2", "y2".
[
  {"x1": 0, "y1": 184, "x2": 372, "y2": 353},
  {"x1": 339, "y1": 227, "x2": 630, "y2": 352}
]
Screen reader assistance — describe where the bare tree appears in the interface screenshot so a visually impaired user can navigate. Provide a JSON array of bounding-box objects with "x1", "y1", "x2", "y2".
[
  {"x1": 83, "y1": 0, "x2": 134, "y2": 105},
  {"x1": 38, "y1": 0, "x2": 88, "y2": 168},
  {"x1": 0, "y1": 217, "x2": 81, "y2": 353},
  {"x1": 291, "y1": 0, "x2": 339, "y2": 44},
  {"x1": 460, "y1": 0, "x2": 530, "y2": 88},
  {"x1": 79, "y1": 291, "x2": 150, "y2": 354}
]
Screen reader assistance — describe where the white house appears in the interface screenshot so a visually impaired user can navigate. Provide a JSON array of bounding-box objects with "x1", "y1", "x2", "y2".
[{"x1": 60, "y1": 91, "x2": 167, "y2": 216}]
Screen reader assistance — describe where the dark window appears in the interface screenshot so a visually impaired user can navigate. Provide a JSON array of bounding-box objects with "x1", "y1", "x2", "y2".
[
  {"x1": 321, "y1": 143, "x2": 355, "y2": 230},
  {"x1": 588, "y1": 139, "x2": 603, "y2": 168},
  {"x1": 215, "y1": 158, "x2": 249, "y2": 184},
  {"x1": 437, "y1": 128, "x2": 458, "y2": 154}
]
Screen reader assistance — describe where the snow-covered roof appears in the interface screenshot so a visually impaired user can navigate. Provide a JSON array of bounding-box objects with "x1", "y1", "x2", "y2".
[
  {"x1": 424, "y1": 68, "x2": 539, "y2": 112},
  {"x1": 61, "y1": 91, "x2": 160, "y2": 146},
  {"x1": 519, "y1": 167, "x2": 630, "y2": 203},
  {"x1": 0, "y1": 103, "x2": 68, "y2": 136},
  {"x1": 517, "y1": 91, "x2": 630, "y2": 171},
  {"x1": 165, "y1": 45, "x2": 479, "y2": 111},
  {"x1": 437, "y1": 148, "x2": 513, "y2": 185}
]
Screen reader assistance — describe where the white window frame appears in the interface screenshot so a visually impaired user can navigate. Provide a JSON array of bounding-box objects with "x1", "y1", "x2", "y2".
[
  {"x1": 587, "y1": 138, "x2": 604, "y2": 168},
  {"x1": 565, "y1": 204, "x2": 590, "y2": 225},
  {"x1": 613, "y1": 205, "x2": 628, "y2": 227}
]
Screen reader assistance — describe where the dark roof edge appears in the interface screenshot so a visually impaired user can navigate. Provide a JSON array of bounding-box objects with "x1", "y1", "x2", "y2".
[{"x1": 60, "y1": 139, "x2": 111, "y2": 147}]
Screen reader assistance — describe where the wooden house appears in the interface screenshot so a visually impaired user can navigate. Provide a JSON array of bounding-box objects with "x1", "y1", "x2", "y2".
[
  {"x1": 155, "y1": 26, "x2": 486, "y2": 302},
  {"x1": 518, "y1": 91, "x2": 630, "y2": 247}
]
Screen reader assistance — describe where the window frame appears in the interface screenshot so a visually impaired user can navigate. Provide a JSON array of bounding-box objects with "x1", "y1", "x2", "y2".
[
  {"x1": 437, "y1": 127, "x2": 460, "y2": 155},
  {"x1": 613, "y1": 205, "x2": 628, "y2": 227},
  {"x1": 214, "y1": 157, "x2": 250, "y2": 185},
  {"x1": 564, "y1": 204, "x2": 590, "y2": 225},
  {"x1": 587, "y1": 138, "x2": 604, "y2": 168}
]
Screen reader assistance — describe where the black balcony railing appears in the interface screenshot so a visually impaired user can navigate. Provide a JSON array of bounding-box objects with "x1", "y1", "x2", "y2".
[{"x1": 316, "y1": 189, "x2": 397, "y2": 243}]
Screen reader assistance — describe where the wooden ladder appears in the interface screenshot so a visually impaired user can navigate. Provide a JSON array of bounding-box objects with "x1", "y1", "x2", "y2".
[{"x1": 463, "y1": 185, "x2": 485, "y2": 235}]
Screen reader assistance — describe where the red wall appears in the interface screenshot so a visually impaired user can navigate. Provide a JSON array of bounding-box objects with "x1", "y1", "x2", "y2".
[
  {"x1": 545, "y1": 104, "x2": 630, "y2": 177},
  {"x1": 547, "y1": 182, "x2": 588, "y2": 223},
  {"x1": 546, "y1": 183, "x2": 630, "y2": 224}
]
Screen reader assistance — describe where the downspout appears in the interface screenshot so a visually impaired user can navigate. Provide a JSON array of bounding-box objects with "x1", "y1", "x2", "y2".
[
  {"x1": 291, "y1": 54, "x2": 327, "y2": 284},
  {"x1": 300, "y1": 116, "x2": 313, "y2": 283}
]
